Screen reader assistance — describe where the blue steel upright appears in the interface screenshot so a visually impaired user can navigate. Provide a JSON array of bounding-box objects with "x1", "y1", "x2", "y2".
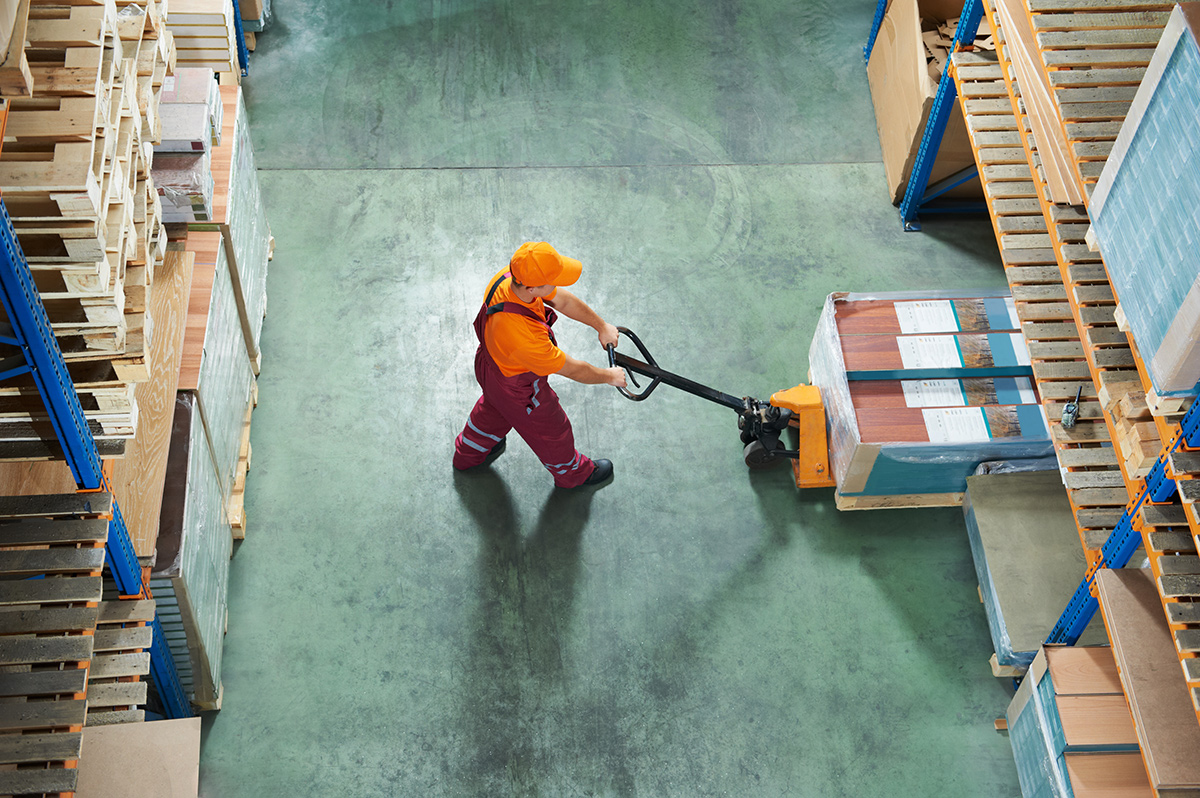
[
  {"x1": 865, "y1": 0, "x2": 890, "y2": 62},
  {"x1": 231, "y1": 0, "x2": 251, "y2": 76},
  {"x1": 897, "y1": 0, "x2": 985, "y2": 230},
  {"x1": 0, "y1": 198, "x2": 192, "y2": 719}
]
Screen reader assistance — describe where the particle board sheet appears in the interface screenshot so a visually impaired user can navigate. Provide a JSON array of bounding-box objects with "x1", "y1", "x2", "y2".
[
  {"x1": 76, "y1": 716, "x2": 200, "y2": 797},
  {"x1": 964, "y1": 472, "x2": 1107, "y2": 667},
  {"x1": 109, "y1": 249, "x2": 194, "y2": 558},
  {"x1": 1089, "y1": 4, "x2": 1200, "y2": 398},
  {"x1": 1095, "y1": 567, "x2": 1200, "y2": 793}
]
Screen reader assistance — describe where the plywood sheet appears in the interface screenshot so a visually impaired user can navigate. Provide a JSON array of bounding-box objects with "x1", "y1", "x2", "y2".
[
  {"x1": 967, "y1": 471, "x2": 1107, "y2": 653},
  {"x1": 110, "y1": 251, "x2": 196, "y2": 558},
  {"x1": 76, "y1": 717, "x2": 200, "y2": 797},
  {"x1": 1064, "y1": 752, "x2": 1153, "y2": 798},
  {"x1": 1095, "y1": 567, "x2": 1200, "y2": 791}
]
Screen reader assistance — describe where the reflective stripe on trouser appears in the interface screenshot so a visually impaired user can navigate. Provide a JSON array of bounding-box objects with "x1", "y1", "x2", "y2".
[{"x1": 453, "y1": 347, "x2": 596, "y2": 488}]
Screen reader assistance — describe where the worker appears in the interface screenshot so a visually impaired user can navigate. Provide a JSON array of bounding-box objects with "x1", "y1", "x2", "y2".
[{"x1": 453, "y1": 241, "x2": 627, "y2": 489}]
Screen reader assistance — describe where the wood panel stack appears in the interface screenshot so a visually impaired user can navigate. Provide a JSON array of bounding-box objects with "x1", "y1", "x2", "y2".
[
  {"x1": 166, "y1": 0, "x2": 238, "y2": 78},
  {"x1": 0, "y1": 0, "x2": 176, "y2": 455},
  {"x1": 808, "y1": 291, "x2": 1055, "y2": 510},
  {"x1": 0, "y1": 492, "x2": 158, "y2": 796},
  {"x1": 1007, "y1": 645, "x2": 1151, "y2": 797}
]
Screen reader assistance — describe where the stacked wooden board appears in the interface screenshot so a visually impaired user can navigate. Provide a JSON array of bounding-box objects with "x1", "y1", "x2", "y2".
[
  {"x1": 0, "y1": 492, "x2": 156, "y2": 796},
  {"x1": 0, "y1": 0, "x2": 176, "y2": 453},
  {"x1": 166, "y1": 0, "x2": 238, "y2": 77},
  {"x1": 808, "y1": 291, "x2": 1054, "y2": 509},
  {"x1": 1007, "y1": 645, "x2": 1151, "y2": 797}
]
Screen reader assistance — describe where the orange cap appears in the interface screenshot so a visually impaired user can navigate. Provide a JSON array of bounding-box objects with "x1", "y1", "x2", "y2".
[{"x1": 509, "y1": 242, "x2": 582, "y2": 287}]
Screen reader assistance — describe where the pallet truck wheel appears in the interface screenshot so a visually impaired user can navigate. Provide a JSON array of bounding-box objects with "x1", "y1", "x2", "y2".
[
  {"x1": 743, "y1": 440, "x2": 786, "y2": 470},
  {"x1": 740, "y1": 428, "x2": 756, "y2": 445}
]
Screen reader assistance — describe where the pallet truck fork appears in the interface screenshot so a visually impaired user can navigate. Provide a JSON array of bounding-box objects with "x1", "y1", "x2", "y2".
[{"x1": 606, "y1": 327, "x2": 836, "y2": 489}]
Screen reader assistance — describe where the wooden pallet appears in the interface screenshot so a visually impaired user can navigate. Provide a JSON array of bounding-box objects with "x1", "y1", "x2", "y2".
[
  {"x1": 0, "y1": 491, "x2": 154, "y2": 796},
  {"x1": 228, "y1": 379, "x2": 254, "y2": 540}
]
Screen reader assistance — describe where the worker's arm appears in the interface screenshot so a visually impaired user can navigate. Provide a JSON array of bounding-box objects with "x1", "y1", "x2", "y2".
[
  {"x1": 547, "y1": 289, "x2": 619, "y2": 348},
  {"x1": 558, "y1": 355, "x2": 627, "y2": 387}
]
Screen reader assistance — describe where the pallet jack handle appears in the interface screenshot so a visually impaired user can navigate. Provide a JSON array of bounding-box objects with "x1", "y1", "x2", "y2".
[{"x1": 605, "y1": 327, "x2": 746, "y2": 411}]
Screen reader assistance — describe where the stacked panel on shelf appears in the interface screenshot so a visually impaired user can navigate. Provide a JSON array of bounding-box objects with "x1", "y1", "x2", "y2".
[
  {"x1": 964, "y1": 471, "x2": 1106, "y2": 671},
  {"x1": 166, "y1": 0, "x2": 238, "y2": 77},
  {"x1": 151, "y1": 390, "x2": 230, "y2": 710},
  {"x1": 1007, "y1": 644, "x2": 1149, "y2": 798},
  {"x1": 809, "y1": 291, "x2": 1054, "y2": 509},
  {"x1": 1096, "y1": 568, "x2": 1200, "y2": 794},
  {"x1": 1090, "y1": 4, "x2": 1200, "y2": 399}
]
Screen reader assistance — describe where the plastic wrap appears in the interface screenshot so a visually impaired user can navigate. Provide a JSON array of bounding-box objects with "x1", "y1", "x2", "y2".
[
  {"x1": 198, "y1": 234, "x2": 255, "y2": 498},
  {"x1": 1008, "y1": 672, "x2": 1070, "y2": 798},
  {"x1": 226, "y1": 87, "x2": 270, "y2": 350},
  {"x1": 153, "y1": 152, "x2": 214, "y2": 223},
  {"x1": 973, "y1": 459, "x2": 1059, "y2": 476},
  {"x1": 808, "y1": 292, "x2": 1055, "y2": 497},
  {"x1": 152, "y1": 392, "x2": 232, "y2": 706},
  {"x1": 963, "y1": 487, "x2": 1027, "y2": 669},
  {"x1": 1090, "y1": 5, "x2": 1200, "y2": 397}
]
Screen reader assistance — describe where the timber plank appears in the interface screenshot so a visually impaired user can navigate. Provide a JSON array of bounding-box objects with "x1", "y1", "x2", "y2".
[
  {"x1": 0, "y1": 546, "x2": 105, "y2": 575},
  {"x1": 0, "y1": 768, "x2": 77, "y2": 795},
  {"x1": 1075, "y1": 507, "x2": 1125, "y2": 527},
  {"x1": 84, "y1": 679, "x2": 146, "y2": 707},
  {"x1": 1028, "y1": 0, "x2": 1176, "y2": 10},
  {"x1": 0, "y1": 667, "x2": 88, "y2": 697},
  {"x1": 0, "y1": 698, "x2": 87, "y2": 731},
  {"x1": 0, "y1": 730, "x2": 82, "y2": 763},
  {"x1": 1030, "y1": 10, "x2": 1172, "y2": 29},
  {"x1": 1062, "y1": 470, "x2": 1126, "y2": 489},
  {"x1": 92, "y1": 624, "x2": 151, "y2": 652},
  {"x1": 1038, "y1": 28, "x2": 1165, "y2": 47},
  {"x1": 1057, "y1": 447, "x2": 1119, "y2": 466},
  {"x1": 0, "y1": 606, "x2": 98, "y2": 635},
  {"x1": 0, "y1": 575, "x2": 102, "y2": 606},
  {"x1": 0, "y1": 518, "x2": 108, "y2": 547},
  {"x1": 1157, "y1": 555, "x2": 1200, "y2": 575},
  {"x1": 1141, "y1": 505, "x2": 1189, "y2": 527},
  {"x1": 1159, "y1": 573, "x2": 1200, "y2": 598},
  {"x1": 1048, "y1": 67, "x2": 1148, "y2": 87},
  {"x1": 1033, "y1": 360, "x2": 1093, "y2": 380},
  {"x1": 1146, "y1": 531, "x2": 1194, "y2": 552},
  {"x1": 0, "y1": 634, "x2": 93, "y2": 665},
  {"x1": 1168, "y1": 451, "x2": 1200, "y2": 475},
  {"x1": 1167, "y1": 603, "x2": 1200, "y2": 625},
  {"x1": 0, "y1": 493, "x2": 110, "y2": 518},
  {"x1": 89, "y1": 650, "x2": 149, "y2": 678},
  {"x1": 96, "y1": 599, "x2": 154, "y2": 624}
]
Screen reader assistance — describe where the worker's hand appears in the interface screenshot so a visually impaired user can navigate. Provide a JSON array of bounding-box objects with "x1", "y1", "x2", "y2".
[
  {"x1": 604, "y1": 367, "x2": 627, "y2": 388},
  {"x1": 598, "y1": 323, "x2": 619, "y2": 350}
]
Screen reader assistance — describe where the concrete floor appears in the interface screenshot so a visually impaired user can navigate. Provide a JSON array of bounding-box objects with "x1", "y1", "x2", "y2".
[{"x1": 198, "y1": 1, "x2": 1023, "y2": 795}]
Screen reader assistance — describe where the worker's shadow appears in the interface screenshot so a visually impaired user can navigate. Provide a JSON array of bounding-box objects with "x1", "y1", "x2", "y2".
[{"x1": 451, "y1": 470, "x2": 592, "y2": 790}]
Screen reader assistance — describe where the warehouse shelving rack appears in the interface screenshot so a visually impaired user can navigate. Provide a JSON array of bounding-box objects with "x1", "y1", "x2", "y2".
[
  {"x1": 867, "y1": 0, "x2": 989, "y2": 229},
  {"x1": 0, "y1": 193, "x2": 191, "y2": 721},
  {"x1": 922, "y1": 0, "x2": 1200, "y2": 739}
]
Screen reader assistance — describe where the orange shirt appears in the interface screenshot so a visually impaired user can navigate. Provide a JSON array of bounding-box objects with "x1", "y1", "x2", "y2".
[{"x1": 482, "y1": 269, "x2": 567, "y2": 377}]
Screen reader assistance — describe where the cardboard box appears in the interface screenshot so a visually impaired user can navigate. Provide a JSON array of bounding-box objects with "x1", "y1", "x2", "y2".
[{"x1": 867, "y1": 0, "x2": 983, "y2": 204}]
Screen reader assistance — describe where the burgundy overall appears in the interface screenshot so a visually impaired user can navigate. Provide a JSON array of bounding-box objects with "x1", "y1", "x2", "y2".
[{"x1": 453, "y1": 273, "x2": 596, "y2": 487}]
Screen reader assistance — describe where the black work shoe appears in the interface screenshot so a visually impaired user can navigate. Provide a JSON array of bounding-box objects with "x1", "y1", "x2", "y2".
[
  {"x1": 479, "y1": 437, "x2": 506, "y2": 467},
  {"x1": 575, "y1": 458, "x2": 614, "y2": 488}
]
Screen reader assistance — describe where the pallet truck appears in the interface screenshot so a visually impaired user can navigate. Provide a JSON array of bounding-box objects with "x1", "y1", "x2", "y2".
[{"x1": 606, "y1": 327, "x2": 836, "y2": 489}]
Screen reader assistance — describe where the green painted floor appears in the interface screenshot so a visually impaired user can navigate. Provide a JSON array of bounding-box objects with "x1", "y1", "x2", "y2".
[{"x1": 198, "y1": 1, "x2": 1023, "y2": 795}]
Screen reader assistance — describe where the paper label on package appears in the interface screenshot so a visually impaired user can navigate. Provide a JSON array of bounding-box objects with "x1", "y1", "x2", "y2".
[
  {"x1": 1015, "y1": 377, "x2": 1036, "y2": 405},
  {"x1": 922, "y1": 407, "x2": 992, "y2": 442},
  {"x1": 901, "y1": 379, "x2": 966, "y2": 407},
  {"x1": 162, "y1": 76, "x2": 176, "y2": 93},
  {"x1": 1009, "y1": 333, "x2": 1032, "y2": 366},
  {"x1": 1004, "y1": 297, "x2": 1020, "y2": 330},
  {"x1": 897, "y1": 335, "x2": 962, "y2": 370},
  {"x1": 895, "y1": 300, "x2": 959, "y2": 334}
]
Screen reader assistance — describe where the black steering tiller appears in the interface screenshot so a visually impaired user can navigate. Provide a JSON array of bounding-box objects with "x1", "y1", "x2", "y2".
[{"x1": 605, "y1": 327, "x2": 797, "y2": 468}]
